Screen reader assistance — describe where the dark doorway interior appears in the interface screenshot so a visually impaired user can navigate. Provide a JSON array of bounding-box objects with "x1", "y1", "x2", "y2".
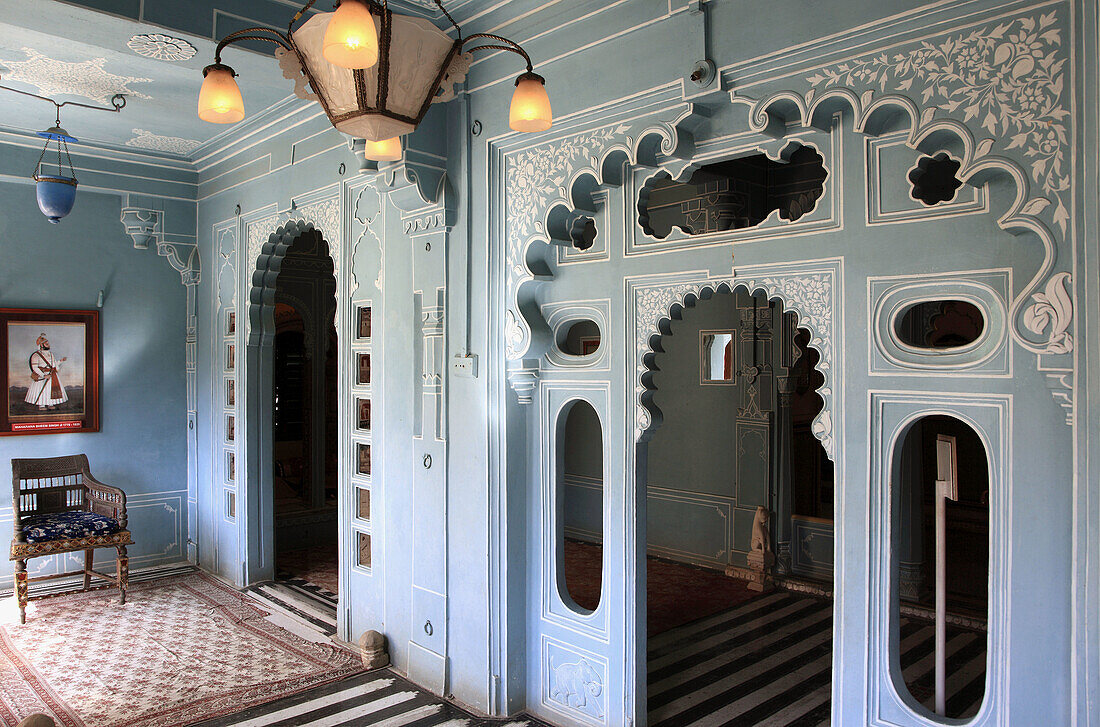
[{"x1": 271, "y1": 230, "x2": 339, "y2": 597}]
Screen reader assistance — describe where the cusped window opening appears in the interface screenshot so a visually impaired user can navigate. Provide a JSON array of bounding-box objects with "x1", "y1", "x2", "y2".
[
  {"x1": 895, "y1": 300, "x2": 985, "y2": 349},
  {"x1": 909, "y1": 153, "x2": 963, "y2": 206},
  {"x1": 558, "y1": 320, "x2": 602, "y2": 357},
  {"x1": 640, "y1": 145, "x2": 827, "y2": 238},
  {"x1": 558, "y1": 399, "x2": 604, "y2": 614},
  {"x1": 893, "y1": 415, "x2": 989, "y2": 721},
  {"x1": 574, "y1": 217, "x2": 597, "y2": 251}
]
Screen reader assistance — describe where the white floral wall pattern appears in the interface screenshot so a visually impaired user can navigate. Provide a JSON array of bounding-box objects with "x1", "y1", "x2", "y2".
[
  {"x1": 0, "y1": 48, "x2": 153, "y2": 104},
  {"x1": 807, "y1": 10, "x2": 1069, "y2": 234}
]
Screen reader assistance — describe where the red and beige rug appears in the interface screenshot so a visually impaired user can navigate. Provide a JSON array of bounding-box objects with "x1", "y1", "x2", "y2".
[
  {"x1": 0, "y1": 572, "x2": 360, "y2": 727},
  {"x1": 564, "y1": 539, "x2": 763, "y2": 636}
]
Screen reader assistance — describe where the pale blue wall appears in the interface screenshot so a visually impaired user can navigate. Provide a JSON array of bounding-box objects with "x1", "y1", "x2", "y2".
[
  {"x1": 0, "y1": 180, "x2": 190, "y2": 577},
  {"x1": 0, "y1": 0, "x2": 1095, "y2": 726}
]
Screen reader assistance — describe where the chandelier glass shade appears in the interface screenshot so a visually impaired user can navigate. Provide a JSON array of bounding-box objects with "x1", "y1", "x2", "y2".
[
  {"x1": 197, "y1": 64, "x2": 245, "y2": 123},
  {"x1": 199, "y1": 0, "x2": 552, "y2": 142},
  {"x1": 322, "y1": 0, "x2": 379, "y2": 69},
  {"x1": 34, "y1": 127, "x2": 79, "y2": 224}
]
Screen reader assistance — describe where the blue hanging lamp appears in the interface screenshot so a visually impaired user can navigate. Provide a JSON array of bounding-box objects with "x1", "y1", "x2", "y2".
[
  {"x1": 33, "y1": 122, "x2": 79, "y2": 224},
  {"x1": 0, "y1": 81, "x2": 126, "y2": 224}
]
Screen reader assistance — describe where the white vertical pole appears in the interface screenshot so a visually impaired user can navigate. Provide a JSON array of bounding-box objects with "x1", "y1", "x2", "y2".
[{"x1": 934, "y1": 434, "x2": 958, "y2": 717}]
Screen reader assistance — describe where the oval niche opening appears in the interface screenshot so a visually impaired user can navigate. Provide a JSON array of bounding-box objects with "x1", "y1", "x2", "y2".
[
  {"x1": 558, "y1": 320, "x2": 602, "y2": 356},
  {"x1": 895, "y1": 300, "x2": 984, "y2": 349},
  {"x1": 892, "y1": 414, "x2": 988, "y2": 720},
  {"x1": 558, "y1": 399, "x2": 603, "y2": 614}
]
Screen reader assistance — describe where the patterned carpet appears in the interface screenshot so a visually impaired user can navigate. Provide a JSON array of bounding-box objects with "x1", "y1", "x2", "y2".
[
  {"x1": 0, "y1": 572, "x2": 360, "y2": 727},
  {"x1": 564, "y1": 540, "x2": 761, "y2": 635}
]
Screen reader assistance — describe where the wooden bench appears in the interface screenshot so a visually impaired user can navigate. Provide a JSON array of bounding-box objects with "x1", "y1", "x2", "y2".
[{"x1": 9, "y1": 455, "x2": 133, "y2": 624}]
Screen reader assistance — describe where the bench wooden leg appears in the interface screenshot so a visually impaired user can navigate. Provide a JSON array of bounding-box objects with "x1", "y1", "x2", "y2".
[
  {"x1": 83, "y1": 549, "x2": 93, "y2": 591},
  {"x1": 14, "y1": 560, "x2": 27, "y2": 625},
  {"x1": 116, "y1": 546, "x2": 128, "y2": 605}
]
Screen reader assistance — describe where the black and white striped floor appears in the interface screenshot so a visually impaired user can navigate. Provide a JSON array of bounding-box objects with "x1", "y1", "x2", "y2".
[
  {"x1": 246, "y1": 577, "x2": 340, "y2": 637},
  {"x1": 647, "y1": 590, "x2": 986, "y2": 726},
  {"x1": 191, "y1": 670, "x2": 549, "y2": 727}
]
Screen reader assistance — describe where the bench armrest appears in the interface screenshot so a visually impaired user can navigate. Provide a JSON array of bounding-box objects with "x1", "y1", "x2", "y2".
[{"x1": 84, "y1": 475, "x2": 127, "y2": 530}]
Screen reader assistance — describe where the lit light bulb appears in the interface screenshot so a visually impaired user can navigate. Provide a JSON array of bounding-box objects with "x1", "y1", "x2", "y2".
[
  {"x1": 363, "y1": 137, "x2": 402, "y2": 162},
  {"x1": 509, "y1": 72, "x2": 552, "y2": 133},
  {"x1": 323, "y1": 0, "x2": 379, "y2": 70},
  {"x1": 198, "y1": 64, "x2": 245, "y2": 124}
]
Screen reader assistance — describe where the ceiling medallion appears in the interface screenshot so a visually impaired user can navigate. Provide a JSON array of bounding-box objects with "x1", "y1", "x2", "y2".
[
  {"x1": 197, "y1": 0, "x2": 553, "y2": 160},
  {"x1": 128, "y1": 33, "x2": 198, "y2": 62}
]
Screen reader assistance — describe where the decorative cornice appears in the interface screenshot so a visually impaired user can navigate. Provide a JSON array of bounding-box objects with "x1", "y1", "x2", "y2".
[
  {"x1": 120, "y1": 204, "x2": 199, "y2": 286},
  {"x1": 506, "y1": 358, "x2": 540, "y2": 405}
]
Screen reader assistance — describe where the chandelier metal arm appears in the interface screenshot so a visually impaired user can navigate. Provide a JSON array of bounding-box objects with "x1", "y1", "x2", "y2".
[
  {"x1": 0, "y1": 84, "x2": 125, "y2": 119},
  {"x1": 214, "y1": 28, "x2": 293, "y2": 63},
  {"x1": 288, "y1": 0, "x2": 319, "y2": 34},
  {"x1": 461, "y1": 33, "x2": 533, "y2": 72}
]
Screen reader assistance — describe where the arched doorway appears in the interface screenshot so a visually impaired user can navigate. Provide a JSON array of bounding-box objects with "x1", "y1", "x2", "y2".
[
  {"x1": 241, "y1": 222, "x2": 343, "y2": 626},
  {"x1": 638, "y1": 287, "x2": 836, "y2": 726},
  {"x1": 269, "y1": 228, "x2": 339, "y2": 597}
]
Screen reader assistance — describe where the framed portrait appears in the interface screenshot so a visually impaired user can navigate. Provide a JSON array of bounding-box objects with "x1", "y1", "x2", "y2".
[
  {"x1": 225, "y1": 311, "x2": 236, "y2": 336},
  {"x1": 357, "y1": 306, "x2": 372, "y2": 339},
  {"x1": 226, "y1": 379, "x2": 235, "y2": 408},
  {"x1": 0, "y1": 308, "x2": 100, "y2": 436},
  {"x1": 357, "y1": 398, "x2": 371, "y2": 430},
  {"x1": 225, "y1": 344, "x2": 235, "y2": 371},
  {"x1": 356, "y1": 442, "x2": 371, "y2": 476},
  {"x1": 357, "y1": 353, "x2": 371, "y2": 386},
  {"x1": 225, "y1": 414, "x2": 235, "y2": 442},
  {"x1": 226, "y1": 451, "x2": 235, "y2": 482}
]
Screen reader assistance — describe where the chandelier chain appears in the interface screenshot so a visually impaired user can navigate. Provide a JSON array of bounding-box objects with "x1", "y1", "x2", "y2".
[{"x1": 434, "y1": 0, "x2": 461, "y2": 39}]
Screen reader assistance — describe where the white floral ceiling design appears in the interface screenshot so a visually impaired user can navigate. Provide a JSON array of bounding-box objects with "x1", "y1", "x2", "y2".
[
  {"x1": 0, "y1": 47, "x2": 153, "y2": 104},
  {"x1": 125, "y1": 128, "x2": 201, "y2": 154},
  {"x1": 127, "y1": 34, "x2": 197, "y2": 62}
]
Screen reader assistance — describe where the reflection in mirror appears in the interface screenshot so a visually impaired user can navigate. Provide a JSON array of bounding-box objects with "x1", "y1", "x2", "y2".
[
  {"x1": 559, "y1": 399, "x2": 603, "y2": 614},
  {"x1": 558, "y1": 320, "x2": 601, "y2": 356},
  {"x1": 701, "y1": 331, "x2": 734, "y2": 382}
]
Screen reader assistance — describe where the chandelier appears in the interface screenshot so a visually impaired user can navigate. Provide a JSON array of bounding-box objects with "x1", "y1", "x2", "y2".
[{"x1": 198, "y1": 0, "x2": 552, "y2": 160}]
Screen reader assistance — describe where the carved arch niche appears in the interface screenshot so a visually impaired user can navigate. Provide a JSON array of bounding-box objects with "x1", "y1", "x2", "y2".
[
  {"x1": 629, "y1": 261, "x2": 841, "y2": 459},
  {"x1": 733, "y1": 7, "x2": 1074, "y2": 364}
]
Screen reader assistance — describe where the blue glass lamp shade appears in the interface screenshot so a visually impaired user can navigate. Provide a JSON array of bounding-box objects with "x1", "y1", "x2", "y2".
[{"x1": 33, "y1": 127, "x2": 79, "y2": 223}]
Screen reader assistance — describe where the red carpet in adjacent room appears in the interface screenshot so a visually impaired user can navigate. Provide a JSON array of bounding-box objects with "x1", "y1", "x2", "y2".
[
  {"x1": 564, "y1": 539, "x2": 762, "y2": 636},
  {"x1": 277, "y1": 544, "x2": 339, "y2": 595}
]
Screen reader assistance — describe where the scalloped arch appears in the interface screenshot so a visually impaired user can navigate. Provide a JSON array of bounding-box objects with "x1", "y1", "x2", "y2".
[
  {"x1": 631, "y1": 264, "x2": 839, "y2": 458},
  {"x1": 248, "y1": 219, "x2": 338, "y2": 347}
]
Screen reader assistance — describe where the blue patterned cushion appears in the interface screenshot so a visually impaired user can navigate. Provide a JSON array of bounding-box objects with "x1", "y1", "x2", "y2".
[{"x1": 21, "y1": 511, "x2": 120, "y2": 544}]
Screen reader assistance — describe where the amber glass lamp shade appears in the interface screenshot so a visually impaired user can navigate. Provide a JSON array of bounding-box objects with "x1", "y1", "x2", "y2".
[
  {"x1": 509, "y1": 72, "x2": 552, "y2": 133},
  {"x1": 363, "y1": 137, "x2": 402, "y2": 162},
  {"x1": 323, "y1": 0, "x2": 379, "y2": 70},
  {"x1": 198, "y1": 64, "x2": 245, "y2": 124}
]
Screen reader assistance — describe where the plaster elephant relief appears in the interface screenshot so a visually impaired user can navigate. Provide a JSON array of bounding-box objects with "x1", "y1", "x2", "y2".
[{"x1": 549, "y1": 656, "x2": 605, "y2": 719}]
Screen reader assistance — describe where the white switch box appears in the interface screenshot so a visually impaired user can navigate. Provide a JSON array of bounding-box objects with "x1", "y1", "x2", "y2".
[{"x1": 452, "y1": 353, "x2": 478, "y2": 378}]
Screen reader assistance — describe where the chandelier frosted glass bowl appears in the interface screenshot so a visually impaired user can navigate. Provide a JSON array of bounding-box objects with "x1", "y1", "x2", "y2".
[{"x1": 198, "y1": 0, "x2": 552, "y2": 156}]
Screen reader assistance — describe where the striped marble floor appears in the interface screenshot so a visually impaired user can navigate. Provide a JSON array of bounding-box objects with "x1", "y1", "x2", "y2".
[
  {"x1": 246, "y1": 578, "x2": 339, "y2": 637},
  {"x1": 647, "y1": 590, "x2": 986, "y2": 726},
  {"x1": 190, "y1": 670, "x2": 548, "y2": 727}
]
